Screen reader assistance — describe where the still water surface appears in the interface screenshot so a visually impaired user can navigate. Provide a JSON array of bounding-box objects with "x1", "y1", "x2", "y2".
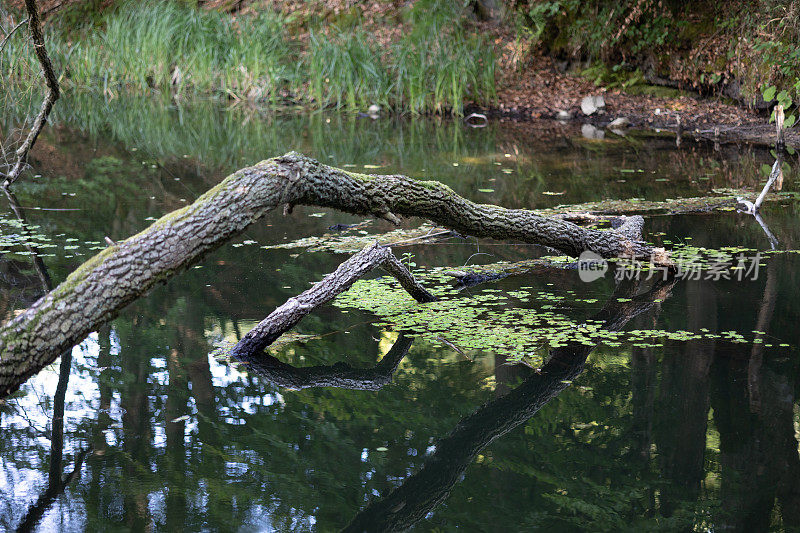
[{"x1": 1, "y1": 97, "x2": 799, "y2": 531}]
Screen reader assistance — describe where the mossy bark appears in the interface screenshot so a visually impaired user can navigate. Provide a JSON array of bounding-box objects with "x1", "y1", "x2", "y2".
[{"x1": 1, "y1": 152, "x2": 662, "y2": 397}]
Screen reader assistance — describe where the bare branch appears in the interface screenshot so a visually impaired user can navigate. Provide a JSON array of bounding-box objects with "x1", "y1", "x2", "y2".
[
  {"x1": 2, "y1": 0, "x2": 60, "y2": 189},
  {"x1": 0, "y1": 17, "x2": 27, "y2": 56}
]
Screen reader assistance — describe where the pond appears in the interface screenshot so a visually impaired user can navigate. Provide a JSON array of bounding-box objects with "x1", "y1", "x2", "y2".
[{"x1": 2, "y1": 96, "x2": 800, "y2": 531}]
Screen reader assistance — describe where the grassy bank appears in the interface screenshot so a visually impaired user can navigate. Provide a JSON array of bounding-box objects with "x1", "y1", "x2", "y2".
[{"x1": 1, "y1": 0, "x2": 496, "y2": 115}]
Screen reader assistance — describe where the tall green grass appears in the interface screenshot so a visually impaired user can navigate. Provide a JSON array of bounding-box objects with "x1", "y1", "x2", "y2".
[
  {"x1": 305, "y1": 30, "x2": 392, "y2": 110},
  {"x1": 1, "y1": 0, "x2": 496, "y2": 115}
]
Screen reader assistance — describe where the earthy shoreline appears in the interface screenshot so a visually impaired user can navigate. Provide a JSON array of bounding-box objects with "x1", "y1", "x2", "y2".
[
  {"x1": 468, "y1": 104, "x2": 799, "y2": 149},
  {"x1": 469, "y1": 55, "x2": 798, "y2": 149}
]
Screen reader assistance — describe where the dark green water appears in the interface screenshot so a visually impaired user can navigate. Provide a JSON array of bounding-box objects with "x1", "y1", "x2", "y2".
[{"x1": 2, "y1": 97, "x2": 800, "y2": 532}]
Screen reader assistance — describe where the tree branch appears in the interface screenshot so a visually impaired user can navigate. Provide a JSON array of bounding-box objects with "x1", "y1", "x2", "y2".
[
  {"x1": 3, "y1": 0, "x2": 60, "y2": 189},
  {"x1": 0, "y1": 17, "x2": 27, "y2": 56},
  {"x1": 231, "y1": 242, "x2": 435, "y2": 358}
]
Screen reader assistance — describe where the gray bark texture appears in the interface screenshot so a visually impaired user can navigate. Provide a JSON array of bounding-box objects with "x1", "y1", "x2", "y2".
[{"x1": 0, "y1": 152, "x2": 664, "y2": 397}]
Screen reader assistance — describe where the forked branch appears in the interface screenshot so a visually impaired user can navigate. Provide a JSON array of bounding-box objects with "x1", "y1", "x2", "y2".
[{"x1": 231, "y1": 242, "x2": 435, "y2": 358}]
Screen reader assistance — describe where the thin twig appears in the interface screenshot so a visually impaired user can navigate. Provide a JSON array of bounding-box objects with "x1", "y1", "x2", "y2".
[
  {"x1": 0, "y1": 17, "x2": 27, "y2": 56},
  {"x1": 3, "y1": 0, "x2": 60, "y2": 189}
]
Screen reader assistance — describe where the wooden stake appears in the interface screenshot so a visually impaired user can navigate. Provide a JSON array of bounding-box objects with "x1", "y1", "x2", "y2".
[{"x1": 776, "y1": 104, "x2": 785, "y2": 150}]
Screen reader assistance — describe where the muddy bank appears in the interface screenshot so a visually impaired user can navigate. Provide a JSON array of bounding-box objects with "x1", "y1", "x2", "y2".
[{"x1": 470, "y1": 56, "x2": 798, "y2": 149}]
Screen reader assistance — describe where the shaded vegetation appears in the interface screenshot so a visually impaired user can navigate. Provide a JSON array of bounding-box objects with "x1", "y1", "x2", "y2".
[{"x1": 513, "y1": 0, "x2": 800, "y2": 123}]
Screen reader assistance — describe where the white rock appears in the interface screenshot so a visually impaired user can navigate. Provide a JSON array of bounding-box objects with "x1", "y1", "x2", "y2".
[
  {"x1": 556, "y1": 109, "x2": 572, "y2": 120},
  {"x1": 608, "y1": 117, "x2": 630, "y2": 128},
  {"x1": 368, "y1": 104, "x2": 381, "y2": 114},
  {"x1": 580, "y1": 95, "x2": 606, "y2": 116}
]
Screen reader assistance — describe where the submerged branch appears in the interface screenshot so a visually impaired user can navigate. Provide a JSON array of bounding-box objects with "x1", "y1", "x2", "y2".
[
  {"x1": 1, "y1": 152, "x2": 663, "y2": 397},
  {"x1": 231, "y1": 243, "x2": 434, "y2": 358}
]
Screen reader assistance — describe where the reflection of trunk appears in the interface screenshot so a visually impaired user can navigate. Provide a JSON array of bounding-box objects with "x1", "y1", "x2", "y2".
[
  {"x1": 712, "y1": 267, "x2": 800, "y2": 531},
  {"x1": 14, "y1": 347, "x2": 87, "y2": 532},
  {"x1": 711, "y1": 356, "x2": 794, "y2": 530},
  {"x1": 747, "y1": 261, "x2": 778, "y2": 412},
  {"x1": 630, "y1": 340, "x2": 657, "y2": 514},
  {"x1": 243, "y1": 334, "x2": 413, "y2": 390},
  {"x1": 7, "y1": 196, "x2": 88, "y2": 531},
  {"x1": 344, "y1": 277, "x2": 676, "y2": 532},
  {"x1": 1, "y1": 152, "x2": 662, "y2": 397},
  {"x1": 763, "y1": 368, "x2": 800, "y2": 528},
  {"x1": 630, "y1": 316, "x2": 657, "y2": 462},
  {"x1": 165, "y1": 347, "x2": 189, "y2": 531},
  {"x1": 86, "y1": 325, "x2": 112, "y2": 523},
  {"x1": 121, "y1": 349, "x2": 152, "y2": 530},
  {"x1": 655, "y1": 281, "x2": 715, "y2": 516},
  {"x1": 494, "y1": 352, "x2": 531, "y2": 396}
]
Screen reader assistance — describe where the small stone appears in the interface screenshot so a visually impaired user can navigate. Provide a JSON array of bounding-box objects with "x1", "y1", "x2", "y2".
[
  {"x1": 608, "y1": 117, "x2": 630, "y2": 128},
  {"x1": 556, "y1": 110, "x2": 572, "y2": 120},
  {"x1": 368, "y1": 104, "x2": 380, "y2": 115},
  {"x1": 580, "y1": 95, "x2": 605, "y2": 116}
]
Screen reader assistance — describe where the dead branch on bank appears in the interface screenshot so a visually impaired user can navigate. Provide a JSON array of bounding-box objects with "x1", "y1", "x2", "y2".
[
  {"x1": 2, "y1": 0, "x2": 60, "y2": 189},
  {"x1": 1, "y1": 152, "x2": 666, "y2": 398}
]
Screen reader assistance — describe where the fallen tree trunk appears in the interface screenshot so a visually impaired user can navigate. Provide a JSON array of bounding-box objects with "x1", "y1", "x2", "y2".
[{"x1": 0, "y1": 152, "x2": 663, "y2": 397}]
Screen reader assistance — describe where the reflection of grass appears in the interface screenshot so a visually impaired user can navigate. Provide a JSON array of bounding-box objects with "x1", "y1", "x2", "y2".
[
  {"x1": 4, "y1": 94, "x2": 499, "y2": 177},
  {"x1": 1, "y1": 0, "x2": 495, "y2": 115}
]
